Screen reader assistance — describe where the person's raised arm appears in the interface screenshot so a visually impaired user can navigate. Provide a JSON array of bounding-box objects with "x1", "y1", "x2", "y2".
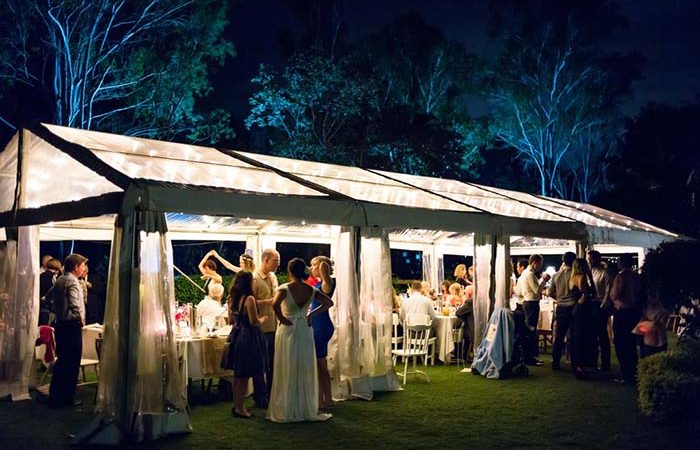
[
  {"x1": 272, "y1": 289, "x2": 293, "y2": 326},
  {"x1": 319, "y1": 261, "x2": 333, "y2": 295},
  {"x1": 211, "y1": 250, "x2": 242, "y2": 274},
  {"x1": 198, "y1": 250, "x2": 215, "y2": 276},
  {"x1": 245, "y1": 295, "x2": 267, "y2": 327}
]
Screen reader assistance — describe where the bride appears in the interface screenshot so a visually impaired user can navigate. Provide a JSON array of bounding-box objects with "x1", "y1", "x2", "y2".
[{"x1": 267, "y1": 258, "x2": 334, "y2": 423}]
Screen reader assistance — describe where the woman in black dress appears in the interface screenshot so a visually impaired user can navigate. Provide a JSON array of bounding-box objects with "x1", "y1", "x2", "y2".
[
  {"x1": 222, "y1": 271, "x2": 268, "y2": 418},
  {"x1": 569, "y1": 258, "x2": 596, "y2": 379}
]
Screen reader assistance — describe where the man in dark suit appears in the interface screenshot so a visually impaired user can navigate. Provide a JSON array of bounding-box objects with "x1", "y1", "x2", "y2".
[{"x1": 48, "y1": 253, "x2": 88, "y2": 408}]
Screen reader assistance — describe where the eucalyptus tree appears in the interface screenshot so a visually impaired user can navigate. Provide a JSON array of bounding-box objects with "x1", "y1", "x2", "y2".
[
  {"x1": 488, "y1": 0, "x2": 641, "y2": 199},
  {"x1": 0, "y1": 0, "x2": 235, "y2": 143}
]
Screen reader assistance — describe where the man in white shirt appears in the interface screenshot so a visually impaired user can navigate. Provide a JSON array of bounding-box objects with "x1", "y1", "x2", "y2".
[
  {"x1": 515, "y1": 254, "x2": 550, "y2": 366},
  {"x1": 400, "y1": 281, "x2": 436, "y2": 323}
]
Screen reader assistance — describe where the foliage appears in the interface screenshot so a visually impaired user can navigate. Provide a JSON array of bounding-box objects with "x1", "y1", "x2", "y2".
[
  {"x1": 597, "y1": 102, "x2": 700, "y2": 237},
  {"x1": 245, "y1": 48, "x2": 370, "y2": 163},
  {"x1": 0, "y1": 0, "x2": 235, "y2": 143},
  {"x1": 246, "y1": 12, "x2": 490, "y2": 180},
  {"x1": 637, "y1": 341, "x2": 700, "y2": 423},
  {"x1": 642, "y1": 240, "x2": 700, "y2": 309},
  {"x1": 174, "y1": 273, "x2": 290, "y2": 304},
  {"x1": 487, "y1": 0, "x2": 642, "y2": 200}
]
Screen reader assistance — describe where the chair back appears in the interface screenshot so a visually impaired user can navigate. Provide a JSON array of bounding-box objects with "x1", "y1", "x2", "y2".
[
  {"x1": 403, "y1": 319, "x2": 431, "y2": 356},
  {"x1": 406, "y1": 313, "x2": 432, "y2": 327}
]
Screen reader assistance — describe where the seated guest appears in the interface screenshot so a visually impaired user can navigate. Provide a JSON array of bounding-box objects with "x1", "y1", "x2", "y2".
[
  {"x1": 391, "y1": 287, "x2": 402, "y2": 314},
  {"x1": 421, "y1": 281, "x2": 437, "y2": 301},
  {"x1": 197, "y1": 283, "x2": 227, "y2": 331},
  {"x1": 455, "y1": 294, "x2": 475, "y2": 361},
  {"x1": 447, "y1": 283, "x2": 465, "y2": 307},
  {"x1": 400, "y1": 281, "x2": 436, "y2": 322},
  {"x1": 440, "y1": 280, "x2": 451, "y2": 299}
]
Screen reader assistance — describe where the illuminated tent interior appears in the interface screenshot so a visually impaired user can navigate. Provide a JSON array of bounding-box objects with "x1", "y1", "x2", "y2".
[{"x1": 0, "y1": 124, "x2": 678, "y2": 443}]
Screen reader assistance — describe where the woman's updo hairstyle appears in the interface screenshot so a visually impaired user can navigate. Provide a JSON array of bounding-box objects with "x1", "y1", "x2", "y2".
[{"x1": 287, "y1": 257, "x2": 308, "y2": 279}]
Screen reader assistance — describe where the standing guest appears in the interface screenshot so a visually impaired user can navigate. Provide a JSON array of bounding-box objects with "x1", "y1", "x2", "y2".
[
  {"x1": 548, "y1": 252, "x2": 577, "y2": 371},
  {"x1": 515, "y1": 254, "x2": 551, "y2": 366},
  {"x1": 400, "y1": 281, "x2": 437, "y2": 322},
  {"x1": 40, "y1": 254, "x2": 54, "y2": 273},
  {"x1": 198, "y1": 250, "x2": 223, "y2": 289},
  {"x1": 267, "y1": 258, "x2": 333, "y2": 423},
  {"x1": 309, "y1": 256, "x2": 335, "y2": 410},
  {"x1": 569, "y1": 258, "x2": 597, "y2": 379},
  {"x1": 587, "y1": 250, "x2": 613, "y2": 371},
  {"x1": 38, "y1": 258, "x2": 62, "y2": 325},
  {"x1": 610, "y1": 254, "x2": 642, "y2": 384},
  {"x1": 223, "y1": 271, "x2": 268, "y2": 418},
  {"x1": 454, "y1": 264, "x2": 470, "y2": 287},
  {"x1": 251, "y1": 248, "x2": 280, "y2": 408},
  {"x1": 48, "y1": 253, "x2": 88, "y2": 408},
  {"x1": 637, "y1": 297, "x2": 669, "y2": 358}
]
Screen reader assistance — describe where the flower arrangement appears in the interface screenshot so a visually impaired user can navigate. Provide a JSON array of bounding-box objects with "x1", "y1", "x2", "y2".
[{"x1": 175, "y1": 303, "x2": 191, "y2": 336}]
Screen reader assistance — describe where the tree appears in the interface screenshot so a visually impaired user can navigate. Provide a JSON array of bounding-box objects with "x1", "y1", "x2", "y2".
[
  {"x1": 245, "y1": 48, "x2": 369, "y2": 163},
  {"x1": 488, "y1": 0, "x2": 642, "y2": 199},
  {"x1": 596, "y1": 102, "x2": 700, "y2": 237},
  {"x1": 0, "y1": 0, "x2": 235, "y2": 143}
]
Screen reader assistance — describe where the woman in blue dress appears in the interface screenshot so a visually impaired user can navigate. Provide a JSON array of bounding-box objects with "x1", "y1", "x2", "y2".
[{"x1": 309, "y1": 256, "x2": 335, "y2": 409}]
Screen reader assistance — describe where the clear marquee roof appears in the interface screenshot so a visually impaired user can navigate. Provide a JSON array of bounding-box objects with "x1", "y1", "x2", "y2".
[{"x1": 0, "y1": 124, "x2": 678, "y2": 248}]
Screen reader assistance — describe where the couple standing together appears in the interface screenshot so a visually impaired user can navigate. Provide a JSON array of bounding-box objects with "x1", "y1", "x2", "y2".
[{"x1": 223, "y1": 249, "x2": 334, "y2": 422}]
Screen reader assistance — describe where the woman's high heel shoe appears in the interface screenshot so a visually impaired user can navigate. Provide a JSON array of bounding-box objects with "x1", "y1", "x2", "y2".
[{"x1": 232, "y1": 408, "x2": 252, "y2": 418}]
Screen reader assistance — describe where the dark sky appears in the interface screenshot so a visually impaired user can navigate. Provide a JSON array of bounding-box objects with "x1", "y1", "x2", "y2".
[{"x1": 220, "y1": 0, "x2": 700, "y2": 122}]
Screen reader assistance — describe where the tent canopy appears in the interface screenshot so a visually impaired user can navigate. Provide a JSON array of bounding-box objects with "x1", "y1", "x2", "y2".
[{"x1": 0, "y1": 123, "x2": 678, "y2": 248}]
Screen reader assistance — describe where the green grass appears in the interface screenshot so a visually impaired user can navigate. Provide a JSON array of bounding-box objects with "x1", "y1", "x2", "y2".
[{"x1": 1, "y1": 359, "x2": 697, "y2": 449}]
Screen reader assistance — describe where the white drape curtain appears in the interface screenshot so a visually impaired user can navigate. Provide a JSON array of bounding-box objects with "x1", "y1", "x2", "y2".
[
  {"x1": 95, "y1": 223, "x2": 123, "y2": 418},
  {"x1": 327, "y1": 226, "x2": 360, "y2": 400},
  {"x1": 0, "y1": 226, "x2": 39, "y2": 400},
  {"x1": 133, "y1": 230, "x2": 186, "y2": 414},
  {"x1": 358, "y1": 227, "x2": 399, "y2": 394},
  {"x1": 473, "y1": 233, "x2": 494, "y2": 350},
  {"x1": 494, "y1": 235, "x2": 511, "y2": 311}
]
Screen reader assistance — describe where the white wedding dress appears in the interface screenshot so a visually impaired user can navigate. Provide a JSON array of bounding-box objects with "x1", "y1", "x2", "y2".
[{"x1": 266, "y1": 284, "x2": 332, "y2": 423}]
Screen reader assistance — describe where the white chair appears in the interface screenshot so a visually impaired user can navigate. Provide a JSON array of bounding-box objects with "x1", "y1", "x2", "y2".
[
  {"x1": 391, "y1": 315, "x2": 432, "y2": 385},
  {"x1": 35, "y1": 327, "x2": 100, "y2": 386},
  {"x1": 409, "y1": 313, "x2": 436, "y2": 366},
  {"x1": 391, "y1": 313, "x2": 403, "y2": 364}
]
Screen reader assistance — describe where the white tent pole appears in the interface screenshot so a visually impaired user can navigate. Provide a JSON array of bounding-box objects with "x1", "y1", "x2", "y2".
[{"x1": 173, "y1": 265, "x2": 206, "y2": 294}]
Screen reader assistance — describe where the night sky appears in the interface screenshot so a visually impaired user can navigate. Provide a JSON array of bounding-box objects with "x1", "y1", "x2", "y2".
[{"x1": 219, "y1": 0, "x2": 700, "y2": 124}]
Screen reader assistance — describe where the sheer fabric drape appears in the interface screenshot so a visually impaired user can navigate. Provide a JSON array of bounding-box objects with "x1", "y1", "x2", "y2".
[
  {"x1": 327, "y1": 226, "x2": 360, "y2": 399},
  {"x1": 0, "y1": 226, "x2": 39, "y2": 400},
  {"x1": 473, "y1": 233, "x2": 494, "y2": 350}
]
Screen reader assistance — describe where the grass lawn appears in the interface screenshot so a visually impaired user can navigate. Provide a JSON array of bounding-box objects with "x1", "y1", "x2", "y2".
[{"x1": 1, "y1": 358, "x2": 697, "y2": 450}]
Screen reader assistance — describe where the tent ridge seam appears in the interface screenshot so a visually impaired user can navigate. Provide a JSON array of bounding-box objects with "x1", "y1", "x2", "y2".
[
  {"x1": 461, "y1": 181, "x2": 578, "y2": 223},
  {"x1": 363, "y1": 168, "x2": 495, "y2": 216},
  {"x1": 214, "y1": 147, "x2": 354, "y2": 201},
  {"x1": 28, "y1": 123, "x2": 132, "y2": 190}
]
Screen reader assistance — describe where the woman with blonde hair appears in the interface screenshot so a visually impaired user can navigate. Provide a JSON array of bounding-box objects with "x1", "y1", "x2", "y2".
[
  {"x1": 309, "y1": 256, "x2": 335, "y2": 410},
  {"x1": 454, "y1": 264, "x2": 470, "y2": 287},
  {"x1": 569, "y1": 258, "x2": 596, "y2": 379},
  {"x1": 447, "y1": 283, "x2": 465, "y2": 307}
]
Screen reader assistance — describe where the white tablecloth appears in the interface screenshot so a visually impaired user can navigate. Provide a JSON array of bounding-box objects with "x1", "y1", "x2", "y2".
[
  {"x1": 177, "y1": 335, "x2": 232, "y2": 380},
  {"x1": 432, "y1": 315, "x2": 459, "y2": 362},
  {"x1": 82, "y1": 324, "x2": 103, "y2": 360},
  {"x1": 507, "y1": 298, "x2": 554, "y2": 331}
]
